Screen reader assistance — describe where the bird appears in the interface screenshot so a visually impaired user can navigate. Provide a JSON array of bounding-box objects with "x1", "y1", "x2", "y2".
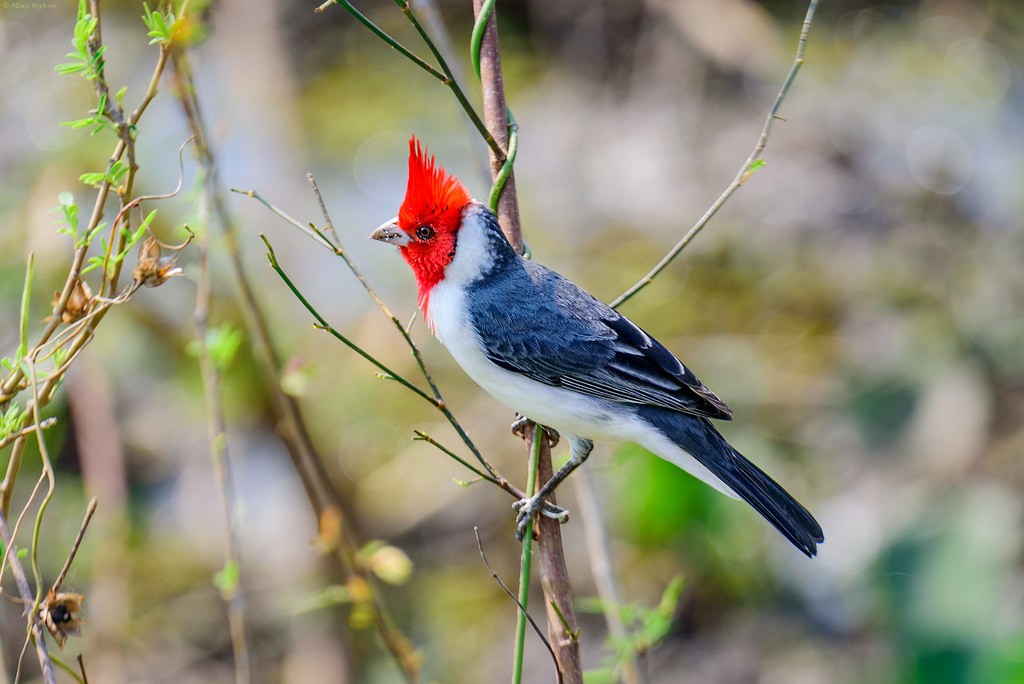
[{"x1": 370, "y1": 137, "x2": 824, "y2": 557}]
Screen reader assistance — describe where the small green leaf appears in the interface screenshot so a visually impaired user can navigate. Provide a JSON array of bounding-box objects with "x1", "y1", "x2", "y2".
[
  {"x1": 207, "y1": 324, "x2": 244, "y2": 371},
  {"x1": 79, "y1": 172, "x2": 106, "y2": 188},
  {"x1": 747, "y1": 159, "x2": 766, "y2": 173},
  {"x1": 213, "y1": 560, "x2": 239, "y2": 599},
  {"x1": 81, "y1": 255, "x2": 104, "y2": 276},
  {"x1": 60, "y1": 116, "x2": 98, "y2": 129}
]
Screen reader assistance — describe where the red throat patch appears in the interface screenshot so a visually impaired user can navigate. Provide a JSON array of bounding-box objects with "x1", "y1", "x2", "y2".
[{"x1": 397, "y1": 137, "x2": 472, "y2": 316}]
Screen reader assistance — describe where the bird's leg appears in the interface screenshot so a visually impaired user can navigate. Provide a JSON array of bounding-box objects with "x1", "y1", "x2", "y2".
[
  {"x1": 513, "y1": 437, "x2": 593, "y2": 541},
  {"x1": 510, "y1": 418, "x2": 565, "y2": 521}
]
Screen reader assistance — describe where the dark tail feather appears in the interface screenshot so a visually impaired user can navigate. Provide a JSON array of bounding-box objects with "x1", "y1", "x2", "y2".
[{"x1": 640, "y1": 408, "x2": 824, "y2": 557}]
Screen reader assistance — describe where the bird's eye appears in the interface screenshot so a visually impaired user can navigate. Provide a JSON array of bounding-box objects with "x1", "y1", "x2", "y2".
[{"x1": 416, "y1": 225, "x2": 434, "y2": 240}]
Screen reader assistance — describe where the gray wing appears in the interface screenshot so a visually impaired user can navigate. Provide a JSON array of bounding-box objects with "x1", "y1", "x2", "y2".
[{"x1": 470, "y1": 261, "x2": 733, "y2": 420}]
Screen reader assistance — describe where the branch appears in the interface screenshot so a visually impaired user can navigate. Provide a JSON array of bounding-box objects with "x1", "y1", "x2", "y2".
[
  {"x1": 0, "y1": 508, "x2": 56, "y2": 684},
  {"x1": 470, "y1": 3, "x2": 582, "y2": 682},
  {"x1": 611, "y1": 0, "x2": 820, "y2": 309},
  {"x1": 193, "y1": 178, "x2": 251, "y2": 684},
  {"x1": 50, "y1": 498, "x2": 97, "y2": 595}
]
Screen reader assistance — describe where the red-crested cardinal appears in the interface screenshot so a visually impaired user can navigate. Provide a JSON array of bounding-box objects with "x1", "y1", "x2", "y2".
[{"x1": 370, "y1": 137, "x2": 823, "y2": 557}]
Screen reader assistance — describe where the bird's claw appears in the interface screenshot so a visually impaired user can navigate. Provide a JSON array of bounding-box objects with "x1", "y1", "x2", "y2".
[
  {"x1": 513, "y1": 496, "x2": 569, "y2": 541},
  {"x1": 510, "y1": 414, "x2": 529, "y2": 439},
  {"x1": 509, "y1": 415, "x2": 561, "y2": 448}
]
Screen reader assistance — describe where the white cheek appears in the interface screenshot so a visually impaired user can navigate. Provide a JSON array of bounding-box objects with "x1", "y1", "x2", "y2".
[{"x1": 441, "y1": 207, "x2": 492, "y2": 287}]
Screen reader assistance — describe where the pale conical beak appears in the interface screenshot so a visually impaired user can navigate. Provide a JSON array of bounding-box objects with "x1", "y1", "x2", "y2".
[{"x1": 369, "y1": 218, "x2": 411, "y2": 247}]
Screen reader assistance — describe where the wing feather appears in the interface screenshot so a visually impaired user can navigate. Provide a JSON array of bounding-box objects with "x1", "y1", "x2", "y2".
[{"x1": 471, "y1": 261, "x2": 733, "y2": 420}]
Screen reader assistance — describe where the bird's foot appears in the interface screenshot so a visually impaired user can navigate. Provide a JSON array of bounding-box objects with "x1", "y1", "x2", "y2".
[
  {"x1": 512, "y1": 496, "x2": 569, "y2": 541},
  {"x1": 509, "y1": 415, "x2": 560, "y2": 447},
  {"x1": 510, "y1": 414, "x2": 529, "y2": 439}
]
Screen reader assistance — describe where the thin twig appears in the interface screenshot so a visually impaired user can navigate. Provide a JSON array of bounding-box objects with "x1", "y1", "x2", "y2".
[
  {"x1": 194, "y1": 178, "x2": 251, "y2": 684},
  {"x1": 574, "y1": 470, "x2": 639, "y2": 684},
  {"x1": 50, "y1": 498, "x2": 97, "y2": 595},
  {"x1": 611, "y1": 0, "x2": 820, "y2": 309},
  {"x1": 77, "y1": 654, "x2": 90, "y2": 684},
  {"x1": 473, "y1": 527, "x2": 562, "y2": 684},
  {"x1": 0, "y1": 419, "x2": 56, "y2": 453},
  {"x1": 412, "y1": 431, "x2": 499, "y2": 486}
]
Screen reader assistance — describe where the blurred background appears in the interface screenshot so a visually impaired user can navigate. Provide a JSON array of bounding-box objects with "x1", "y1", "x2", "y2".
[{"x1": 1, "y1": 0, "x2": 1023, "y2": 682}]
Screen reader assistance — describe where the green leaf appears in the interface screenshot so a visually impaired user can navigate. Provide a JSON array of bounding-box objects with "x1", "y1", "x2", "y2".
[
  {"x1": 207, "y1": 324, "x2": 244, "y2": 371},
  {"x1": 79, "y1": 172, "x2": 106, "y2": 188},
  {"x1": 55, "y1": 191, "x2": 79, "y2": 240},
  {"x1": 81, "y1": 255, "x2": 104, "y2": 276},
  {"x1": 213, "y1": 561, "x2": 240, "y2": 599},
  {"x1": 60, "y1": 115, "x2": 99, "y2": 129},
  {"x1": 109, "y1": 160, "x2": 129, "y2": 184},
  {"x1": 747, "y1": 159, "x2": 767, "y2": 173},
  {"x1": 55, "y1": 62, "x2": 87, "y2": 76}
]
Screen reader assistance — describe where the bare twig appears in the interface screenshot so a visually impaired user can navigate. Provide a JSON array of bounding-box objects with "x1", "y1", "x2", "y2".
[
  {"x1": 0, "y1": 509, "x2": 56, "y2": 684},
  {"x1": 611, "y1": 0, "x2": 820, "y2": 309},
  {"x1": 77, "y1": 654, "x2": 90, "y2": 684},
  {"x1": 0, "y1": 419, "x2": 56, "y2": 453},
  {"x1": 574, "y1": 470, "x2": 639, "y2": 684},
  {"x1": 193, "y1": 180, "x2": 251, "y2": 684},
  {"x1": 51, "y1": 498, "x2": 97, "y2": 595},
  {"x1": 471, "y1": 0, "x2": 522, "y2": 252},
  {"x1": 474, "y1": 527, "x2": 562, "y2": 684}
]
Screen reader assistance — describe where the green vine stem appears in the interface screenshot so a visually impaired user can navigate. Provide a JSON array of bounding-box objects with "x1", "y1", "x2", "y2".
[{"x1": 511, "y1": 425, "x2": 543, "y2": 684}]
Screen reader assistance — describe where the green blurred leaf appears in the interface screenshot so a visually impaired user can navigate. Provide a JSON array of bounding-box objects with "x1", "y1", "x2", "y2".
[{"x1": 213, "y1": 560, "x2": 239, "y2": 599}]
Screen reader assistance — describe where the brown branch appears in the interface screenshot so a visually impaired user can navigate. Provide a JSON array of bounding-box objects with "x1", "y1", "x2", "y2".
[
  {"x1": 0, "y1": 509, "x2": 56, "y2": 684},
  {"x1": 470, "y1": 2, "x2": 582, "y2": 681},
  {"x1": 532, "y1": 430, "x2": 582, "y2": 683},
  {"x1": 472, "y1": 0, "x2": 522, "y2": 253}
]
